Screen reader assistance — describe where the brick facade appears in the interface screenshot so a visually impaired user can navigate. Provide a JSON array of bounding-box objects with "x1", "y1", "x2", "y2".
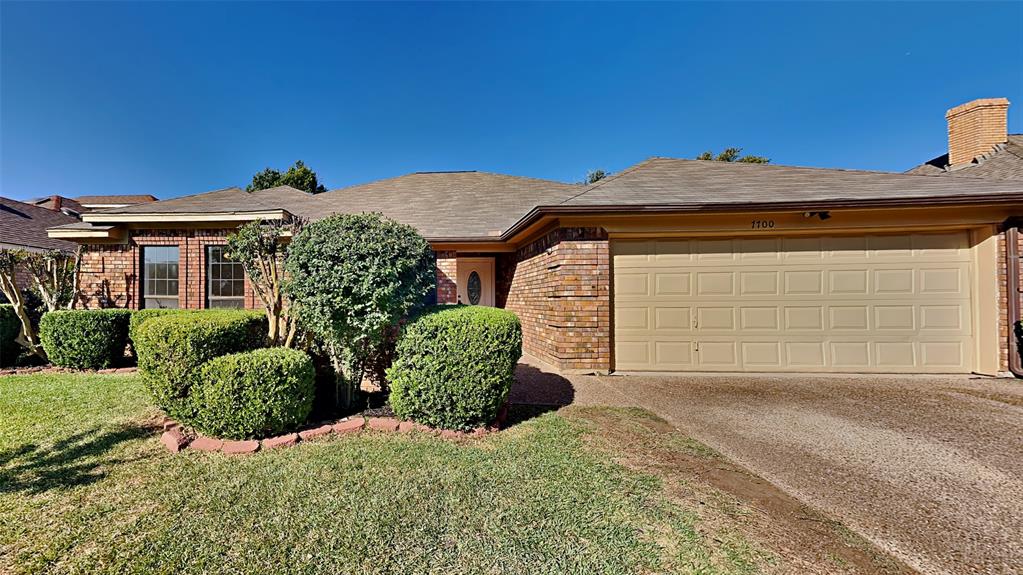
[
  {"x1": 503, "y1": 227, "x2": 610, "y2": 373},
  {"x1": 77, "y1": 229, "x2": 258, "y2": 310},
  {"x1": 70, "y1": 222, "x2": 1020, "y2": 376},
  {"x1": 997, "y1": 228, "x2": 1023, "y2": 373}
]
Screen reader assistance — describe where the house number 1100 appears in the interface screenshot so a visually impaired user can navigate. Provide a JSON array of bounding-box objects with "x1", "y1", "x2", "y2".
[{"x1": 751, "y1": 220, "x2": 775, "y2": 229}]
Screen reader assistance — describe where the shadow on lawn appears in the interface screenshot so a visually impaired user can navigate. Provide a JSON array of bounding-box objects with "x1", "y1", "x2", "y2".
[
  {"x1": 508, "y1": 363, "x2": 576, "y2": 407},
  {"x1": 0, "y1": 423, "x2": 158, "y2": 495}
]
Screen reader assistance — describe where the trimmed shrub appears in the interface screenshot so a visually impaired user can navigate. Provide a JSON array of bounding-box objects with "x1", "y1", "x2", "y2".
[
  {"x1": 39, "y1": 309, "x2": 132, "y2": 369},
  {"x1": 1, "y1": 304, "x2": 19, "y2": 367},
  {"x1": 388, "y1": 305, "x2": 522, "y2": 430},
  {"x1": 285, "y1": 212, "x2": 435, "y2": 402},
  {"x1": 188, "y1": 347, "x2": 315, "y2": 439},
  {"x1": 128, "y1": 308, "x2": 198, "y2": 345},
  {"x1": 134, "y1": 310, "x2": 265, "y2": 419}
]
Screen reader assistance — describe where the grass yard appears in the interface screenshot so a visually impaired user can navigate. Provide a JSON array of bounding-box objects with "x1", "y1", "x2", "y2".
[{"x1": 0, "y1": 372, "x2": 768, "y2": 575}]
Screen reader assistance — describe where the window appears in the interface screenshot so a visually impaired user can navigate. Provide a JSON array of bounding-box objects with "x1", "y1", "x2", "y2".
[
  {"x1": 207, "y1": 246, "x2": 245, "y2": 309},
  {"x1": 142, "y1": 246, "x2": 179, "y2": 309}
]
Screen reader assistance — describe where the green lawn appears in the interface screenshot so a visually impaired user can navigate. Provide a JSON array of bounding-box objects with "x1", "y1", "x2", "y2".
[{"x1": 0, "y1": 373, "x2": 764, "y2": 575}]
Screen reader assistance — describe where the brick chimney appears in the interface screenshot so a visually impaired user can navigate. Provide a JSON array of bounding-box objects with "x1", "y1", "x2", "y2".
[
  {"x1": 50, "y1": 195, "x2": 62, "y2": 210},
  {"x1": 945, "y1": 97, "x2": 1010, "y2": 166}
]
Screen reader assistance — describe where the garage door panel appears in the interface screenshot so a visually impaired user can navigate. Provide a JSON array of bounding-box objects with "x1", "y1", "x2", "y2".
[
  {"x1": 613, "y1": 232, "x2": 975, "y2": 373},
  {"x1": 654, "y1": 307, "x2": 691, "y2": 331},
  {"x1": 829, "y1": 269, "x2": 869, "y2": 294},
  {"x1": 740, "y1": 271, "x2": 780, "y2": 295},
  {"x1": 654, "y1": 273, "x2": 691, "y2": 295}
]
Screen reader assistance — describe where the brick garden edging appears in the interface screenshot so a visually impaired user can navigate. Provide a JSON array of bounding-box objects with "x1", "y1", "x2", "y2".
[{"x1": 158, "y1": 407, "x2": 508, "y2": 455}]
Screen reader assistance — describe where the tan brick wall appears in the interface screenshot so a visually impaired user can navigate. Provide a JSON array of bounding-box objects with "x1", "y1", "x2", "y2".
[
  {"x1": 504, "y1": 227, "x2": 610, "y2": 372},
  {"x1": 946, "y1": 98, "x2": 1009, "y2": 166},
  {"x1": 77, "y1": 229, "x2": 258, "y2": 310},
  {"x1": 997, "y1": 229, "x2": 1023, "y2": 373}
]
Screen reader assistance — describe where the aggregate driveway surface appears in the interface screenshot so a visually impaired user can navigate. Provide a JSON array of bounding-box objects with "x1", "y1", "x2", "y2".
[{"x1": 512, "y1": 367, "x2": 1023, "y2": 575}]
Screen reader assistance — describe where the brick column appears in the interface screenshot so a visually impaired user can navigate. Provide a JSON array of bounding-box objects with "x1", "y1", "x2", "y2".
[{"x1": 435, "y1": 251, "x2": 458, "y2": 304}]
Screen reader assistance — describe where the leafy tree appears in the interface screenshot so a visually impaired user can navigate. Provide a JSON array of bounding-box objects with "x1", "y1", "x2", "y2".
[
  {"x1": 0, "y1": 248, "x2": 79, "y2": 360},
  {"x1": 226, "y1": 218, "x2": 305, "y2": 347},
  {"x1": 697, "y1": 147, "x2": 770, "y2": 164},
  {"x1": 585, "y1": 169, "x2": 609, "y2": 184},
  {"x1": 247, "y1": 160, "x2": 328, "y2": 194},
  {"x1": 284, "y1": 213, "x2": 435, "y2": 406}
]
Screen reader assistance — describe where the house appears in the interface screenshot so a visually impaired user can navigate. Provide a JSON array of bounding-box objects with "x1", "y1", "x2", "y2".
[
  {"x1": 28, "y1": 194, "x2": 158, "y2": 213},
  {"x1": 1, "y1": 197, "x2": 79, "y2": 253},
  {"x1": 49, "y1": 98, "x2": 1023, "y2": 376},
  {"x1": 1, "y1": 197, "x2": 80, "y2": 293}
]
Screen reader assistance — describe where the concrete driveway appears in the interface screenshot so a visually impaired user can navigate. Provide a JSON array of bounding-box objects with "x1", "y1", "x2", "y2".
[{"x1": 511, "y1": 364, "x2": 1023, "y2": 575}]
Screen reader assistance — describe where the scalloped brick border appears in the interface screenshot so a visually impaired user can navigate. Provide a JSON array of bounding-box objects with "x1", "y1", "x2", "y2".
[{"x1": 158, "y1": 407, "x2": 508, "y2": 455}]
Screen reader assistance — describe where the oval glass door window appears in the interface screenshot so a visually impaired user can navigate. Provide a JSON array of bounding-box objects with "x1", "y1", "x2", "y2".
[{"x1": 467, "y1": 271, "x2": 482, "y2": 305}]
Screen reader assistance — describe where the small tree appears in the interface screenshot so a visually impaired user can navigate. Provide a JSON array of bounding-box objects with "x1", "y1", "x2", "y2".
[
  {"x1": 585, "y1": 169, "x2": 609, "y2": 184},
  {"x1": 225, "y1": 218, "x2": 303, "y2": 347},
  {"x1": 284, "y1": 213, "x2": 435, "y2": 406},
  {"x1": 697, "y1": 147, "x2": 770, "y2": 164},
  {"x1": 24, "y1": 248, "x2": 80, "y2": 312},
  {"x1": 247, "y1": 160, "x2": 328, "y2": 194}
]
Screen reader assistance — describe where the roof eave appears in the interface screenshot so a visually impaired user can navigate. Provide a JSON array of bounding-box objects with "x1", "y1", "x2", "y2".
[
  {"x1": 500, "y1": 192, "x2": 1023, "y2": 241},
  {"x1": 81, "y1": 209, "x2": 289, "y2": 224}
]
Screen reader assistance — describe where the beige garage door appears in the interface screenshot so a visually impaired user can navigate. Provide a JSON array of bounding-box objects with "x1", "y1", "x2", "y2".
[{"x1": 613, "y1": 233, "x2": 975, "y2": 373}]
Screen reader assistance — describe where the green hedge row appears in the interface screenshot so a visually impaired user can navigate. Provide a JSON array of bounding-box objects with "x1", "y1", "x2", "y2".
[
  {"x1": 134, "y1": 310, "x2": 266, "y2": 421},
  {"x1": 0, "y1": 304, "x2": 19, "y2": 367},
  {"x1": 40, "y1": 309, "x2": 132, "y2": 369},
  {"x1": 190, "y1": 347, "x2": 315, "y2": 439},
  {"x1": 128, "y1": 308, "x2": 200, "y2": 345},
  {"x1": 388, "y1": 305, "x2": 522, "y2": 430}
]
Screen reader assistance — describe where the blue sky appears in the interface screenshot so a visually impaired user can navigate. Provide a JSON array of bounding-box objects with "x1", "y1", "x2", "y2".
[{"x1": 2, "y1": 1, "x2": 1021, "y2": 201}]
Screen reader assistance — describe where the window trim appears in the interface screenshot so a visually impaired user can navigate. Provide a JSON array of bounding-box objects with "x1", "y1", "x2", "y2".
[
  {"x1": 205, "y1": 245, "x2": 246, "y2": 309},
  {"x1": 141, "y1": 245, "x2": 180, "y2": 309}
]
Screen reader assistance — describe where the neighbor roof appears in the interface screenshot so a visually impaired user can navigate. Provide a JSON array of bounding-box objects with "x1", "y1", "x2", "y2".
[
  {"x1": 561, "y1": 157, "x2": 1023, "y2": 209},
  {"x1": 906, "y1": 135, "x2": 1023, "y2": 181},
  {"x1": 1, "y1": 197, "x2": 79, "y2": 251}
]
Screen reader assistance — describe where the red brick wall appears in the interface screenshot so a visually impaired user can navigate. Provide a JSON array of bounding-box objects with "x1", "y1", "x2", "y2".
[
  {"x1": 435, "y1": 251, "x2": 457, "y2": 304},
  {"x1": 997, "y1": 228, "x2": 1023, "y2": 373},
  {"x1": 504, "y1": 227, "x2": 610, "y2": 373},
  {"x1": 77, "y1": 229, "x2": 258, "y2": 310}
]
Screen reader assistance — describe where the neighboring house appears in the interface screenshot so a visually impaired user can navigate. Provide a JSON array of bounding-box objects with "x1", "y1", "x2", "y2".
[
  {"x1": 49, "y1": 99, "x2": 1023, "y2": 377},
  {"x1": 1, "y1": 197, "x2": 79, "y2": 253},
  {"x1": 28, "y1": 194, "x2": 158, "y2": 213},
  {"x1": 1, "y1": 197, "x2": 80, "y2": 293}
]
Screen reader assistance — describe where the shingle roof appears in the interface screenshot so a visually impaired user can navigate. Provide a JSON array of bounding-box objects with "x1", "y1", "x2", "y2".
[
  {"x1": 1, "y1": 197, "x2": 80, "y2": 251},
  {"x1": 563, "y1": 157, "x2": 1023, "y2": 208},
  {"x1": 92, "y1": 186, "x2": 321, "y2": 218},
  {"x1": 316, "y1": 171, "x2": 582, "y2": 238},
  {"x1": 905, "y1": 135, "x2": 1023, "y2": 181},
  {"x1": 71, "y1": 160, "x2": 1023, "y2": 242},
  {"x1": 75, "y1": 194, "x2": 158, "y2": 205}
]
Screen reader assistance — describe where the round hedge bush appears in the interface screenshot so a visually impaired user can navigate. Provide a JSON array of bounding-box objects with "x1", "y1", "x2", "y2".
[
  {"x1": 387, "y1": 305, "x2": 522, "y2": 430},
  {"x1": 1, "y1": 304, "x2": 20, "y2": 367},
  {"x1": 134, "y1": 310, "x2": 266, "y2": 420},
  {"x1": 39, "y1": 309, "x2": 132, "y2": 369},
  {"x1": 188, "y1": 347, "x2": 315, "y2": 439}
]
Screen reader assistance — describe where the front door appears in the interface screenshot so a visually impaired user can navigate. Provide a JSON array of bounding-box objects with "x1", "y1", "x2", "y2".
[{"x1": 457, "y1": 257, "x2": 495, "y2": 306}]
